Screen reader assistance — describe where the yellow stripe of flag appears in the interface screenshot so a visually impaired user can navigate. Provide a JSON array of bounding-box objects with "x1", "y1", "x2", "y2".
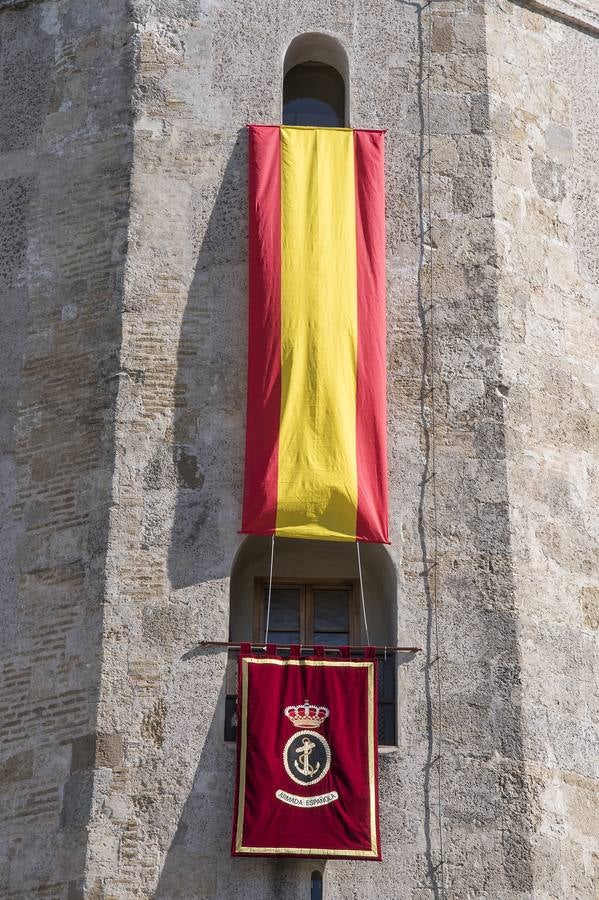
[{"x1": 276, "y1": 126, "x2": 359, "y2": 541}]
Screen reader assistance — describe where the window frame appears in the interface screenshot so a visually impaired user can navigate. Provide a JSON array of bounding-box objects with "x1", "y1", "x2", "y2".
[{"x1": 253, "y1": 577, "x2": 360, "y2": 646}]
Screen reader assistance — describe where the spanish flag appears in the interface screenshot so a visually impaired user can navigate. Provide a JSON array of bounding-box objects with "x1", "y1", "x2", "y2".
[{"x1": 242, "y1": 125, "x2": 388, "y2": 543}]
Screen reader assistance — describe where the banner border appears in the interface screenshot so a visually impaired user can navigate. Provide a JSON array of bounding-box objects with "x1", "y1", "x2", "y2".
[{"x1": 233, "y1": 656, "x2": 380, "y2": 859}]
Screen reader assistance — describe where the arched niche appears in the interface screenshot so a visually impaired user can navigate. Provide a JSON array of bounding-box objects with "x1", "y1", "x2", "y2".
[
  {"x1": 282, "y1": 33, "x2": 350, "y2": 127},
  {"x1": 229, "y1": 535, "x2": 396, "y2": 647},
  {"x1": 227, "y1": 536, "x2": 398, "y2": 744}
]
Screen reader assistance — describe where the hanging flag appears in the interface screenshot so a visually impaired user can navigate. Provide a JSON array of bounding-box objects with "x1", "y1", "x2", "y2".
[
  {"x1": 231, "y1": 647, "x2": 381, "y2": 859},
  {"x1": 242, "y1": 125, "x2": 388, "y2": 543}
]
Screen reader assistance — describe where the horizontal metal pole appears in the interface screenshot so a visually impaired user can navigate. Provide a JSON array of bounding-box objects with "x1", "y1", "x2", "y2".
[{"x1": 197, "y1": 640, "x2": 421, "y2": 654}]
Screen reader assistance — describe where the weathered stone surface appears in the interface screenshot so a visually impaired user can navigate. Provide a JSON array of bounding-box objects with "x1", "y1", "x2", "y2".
[
  {"x1": 0, "y1": 0, "x2": 132, "y2": 897},
  {"x1": 486, "y1": 1, "x2": 599, "y2": 897},
  {"x1": 0, "y1": 0, "x2": 597, "y2": 898}
]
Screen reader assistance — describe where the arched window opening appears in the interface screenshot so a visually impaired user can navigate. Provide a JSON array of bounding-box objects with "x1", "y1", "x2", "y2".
[
  {"x1": 283, "y1": 63, "x2": 345, "y2": 127},
  {"x1": 226, "y1": 537, "x2": 397, "y2": 745},
  {"x1": 283, "y1": 33, "x2": 349, "y2": 127},
  {"x1": 311, "y1": 870, "x2": 323, "y2": 900}
]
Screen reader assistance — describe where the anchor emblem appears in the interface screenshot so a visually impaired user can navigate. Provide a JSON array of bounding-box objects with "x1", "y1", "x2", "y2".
[
  {"x1": 283, "y1": 729, "x2": 331, "y2": 786},
  {"x1": 294, "y1": 736, "x2": 320, "y2": 778}
]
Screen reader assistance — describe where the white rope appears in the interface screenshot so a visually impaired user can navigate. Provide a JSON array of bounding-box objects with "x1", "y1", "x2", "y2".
[
  {"x1": 264, "y1": 534, "x2": 275, "y2": 643},
  {"x1": 356, "y1": 541, "x2": 370, "y2": 646}
]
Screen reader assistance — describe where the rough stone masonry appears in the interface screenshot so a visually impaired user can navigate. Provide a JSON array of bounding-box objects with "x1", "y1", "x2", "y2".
[{"x1": 0, "y1": 0, "x2": 597, "y2": 898}]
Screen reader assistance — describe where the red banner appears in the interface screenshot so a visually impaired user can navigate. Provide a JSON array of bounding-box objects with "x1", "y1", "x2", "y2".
[{"x1": 231, "y1": 648, "x2": 381, "y2": 859}]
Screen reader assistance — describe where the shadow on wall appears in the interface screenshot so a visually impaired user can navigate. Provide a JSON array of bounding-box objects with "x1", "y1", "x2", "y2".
[
  {"x1": 167, "y1": 128, "x2": 248, "y2": 589},
  {"x1": 157, "y1": 129, "x2": 310, "y2": 899},
  {"x1": 0, "y1": 175, "x2": 31, "y2": 656},
  {"x1": 153, "y1": 679, "x2": 320, "y2": 900}
]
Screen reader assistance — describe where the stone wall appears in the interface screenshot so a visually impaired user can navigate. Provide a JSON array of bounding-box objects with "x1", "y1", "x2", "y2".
[
  {"x1": 486, "y1": 1, "x2": 599, "y2": 895},
  {"x1": 86, "y1": 1, "x2": 537, "y2": 897},
  {"x1": 0, "y1": 1, "x2": 132, "y2": 897},
  {"x1": 0, "y1": 0, "x2": 597, "y2": 898}
]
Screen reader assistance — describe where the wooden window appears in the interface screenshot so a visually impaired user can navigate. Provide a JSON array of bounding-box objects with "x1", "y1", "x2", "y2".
[
  {"x1": 225, "y1": 579, "x2": 396, "y2": 746},
  {"x1": 253, "y1": 579, "x2": 360, "y2": 647}
]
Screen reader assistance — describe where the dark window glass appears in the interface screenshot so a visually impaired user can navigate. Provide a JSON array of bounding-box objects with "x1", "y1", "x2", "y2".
[
  {"x1": 224, "y1": 694, "x2": 238, "y2": 743},
  {"x1": 283, "y1": 62, "x2": 345, "y2": 127},
  {"x1": 268, "y1": 631, "x2": 300, "y2": 644},
  {"x1": 224, "y1": 652, "x2": 239, "y2": 742},
  {"x1": 264, "y1": 587, "x2": 300, "y2": 644},
  {"x1": 311, "y1": 870, "x2": 323, "y2": 900},
  {"x1": 267, "y1": 588, "x2": 300, "y2": 630},
  {"x1": 377, "y1": 654, "x2": 396, "y2": 745},
  {"x1": 314, "y1": 589, "x2": 349, "y2": 646},
  {"x1": 314, "y1": 631, "x2": 349, "y2": 646},
  {"x1": 314, "y1": 590, "x2": 349, "y2": 631}
]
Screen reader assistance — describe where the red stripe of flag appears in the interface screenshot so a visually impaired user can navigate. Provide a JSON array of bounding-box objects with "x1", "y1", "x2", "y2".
[
  {"x1": 241, "y1": 125, "x2": 281, "y2": 535},
  {"x1": 354, "y1": 130, "x2": 389, "y2": 543}
]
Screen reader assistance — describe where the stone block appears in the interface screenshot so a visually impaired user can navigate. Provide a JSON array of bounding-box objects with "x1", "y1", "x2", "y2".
[
  {"x1": 470, "y1": 92, "x2": 490, "y2": 133},
  {"x1": 71, "y1": 733, "x2": 123, "y2": 773},
  {"x1": 141, "y1": 698, "x2": 167, "y2": 748},
  {"x1": 532, "y1": 155, "x2": 566, "y2": 202},
  {"x1": 432, "y1": 18, "x2": 454, "y2": 53},
  {"x1": 452, "y1": 174, "x2": 494, "y2": 215},
  {"x1": 454, "y1": 14, "x2": 486, "y2": 53},
  {"x1": 0, "y1": 749, "x2": 33, "y2": 783},
  {"x1": 545, "y1": 121, "x2": 573, "y2": 162},
  {"x1": 580, "y1": 586, "x2": 599, "y2": 630},
  {"x1": 404, "y1": 92, "x2": 472, "y2": 135},
  {"x1": 0, "y1": 7, "x2": 53, "y2": 153},
  {"x1": 0, "y1": 176, "x2": 33, "y2": 292}
]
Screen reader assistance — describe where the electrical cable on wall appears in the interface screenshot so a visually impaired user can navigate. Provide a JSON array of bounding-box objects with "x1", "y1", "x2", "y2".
[{"x1": 424, "y1": 0, "x2": 446, "y2": 894}]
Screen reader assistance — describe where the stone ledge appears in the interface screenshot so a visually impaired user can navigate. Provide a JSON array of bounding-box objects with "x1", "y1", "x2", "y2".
[
  {"x1": 2, "y1": 0, "x2": 598, "y2": 35},
  {"x1": 521, "y1": 0, "x2": 599, "y2": 34}
]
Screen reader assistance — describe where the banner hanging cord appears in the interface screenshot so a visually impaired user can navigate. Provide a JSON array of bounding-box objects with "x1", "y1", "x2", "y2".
[
  {"x1": 356, "y1": 541, "x2": 370, "y2": 646},
  {"x1": 425, "y1": 0, "x2": 446, "y2": 894},
  {"x1": 264, "y1": 533, "x2": 275, "y2": 643}
]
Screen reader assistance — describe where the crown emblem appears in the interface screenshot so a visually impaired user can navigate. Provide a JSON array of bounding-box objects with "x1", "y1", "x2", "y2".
[{"x1": 284, "y1": 700, "x2": 329, "y2": 729}]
